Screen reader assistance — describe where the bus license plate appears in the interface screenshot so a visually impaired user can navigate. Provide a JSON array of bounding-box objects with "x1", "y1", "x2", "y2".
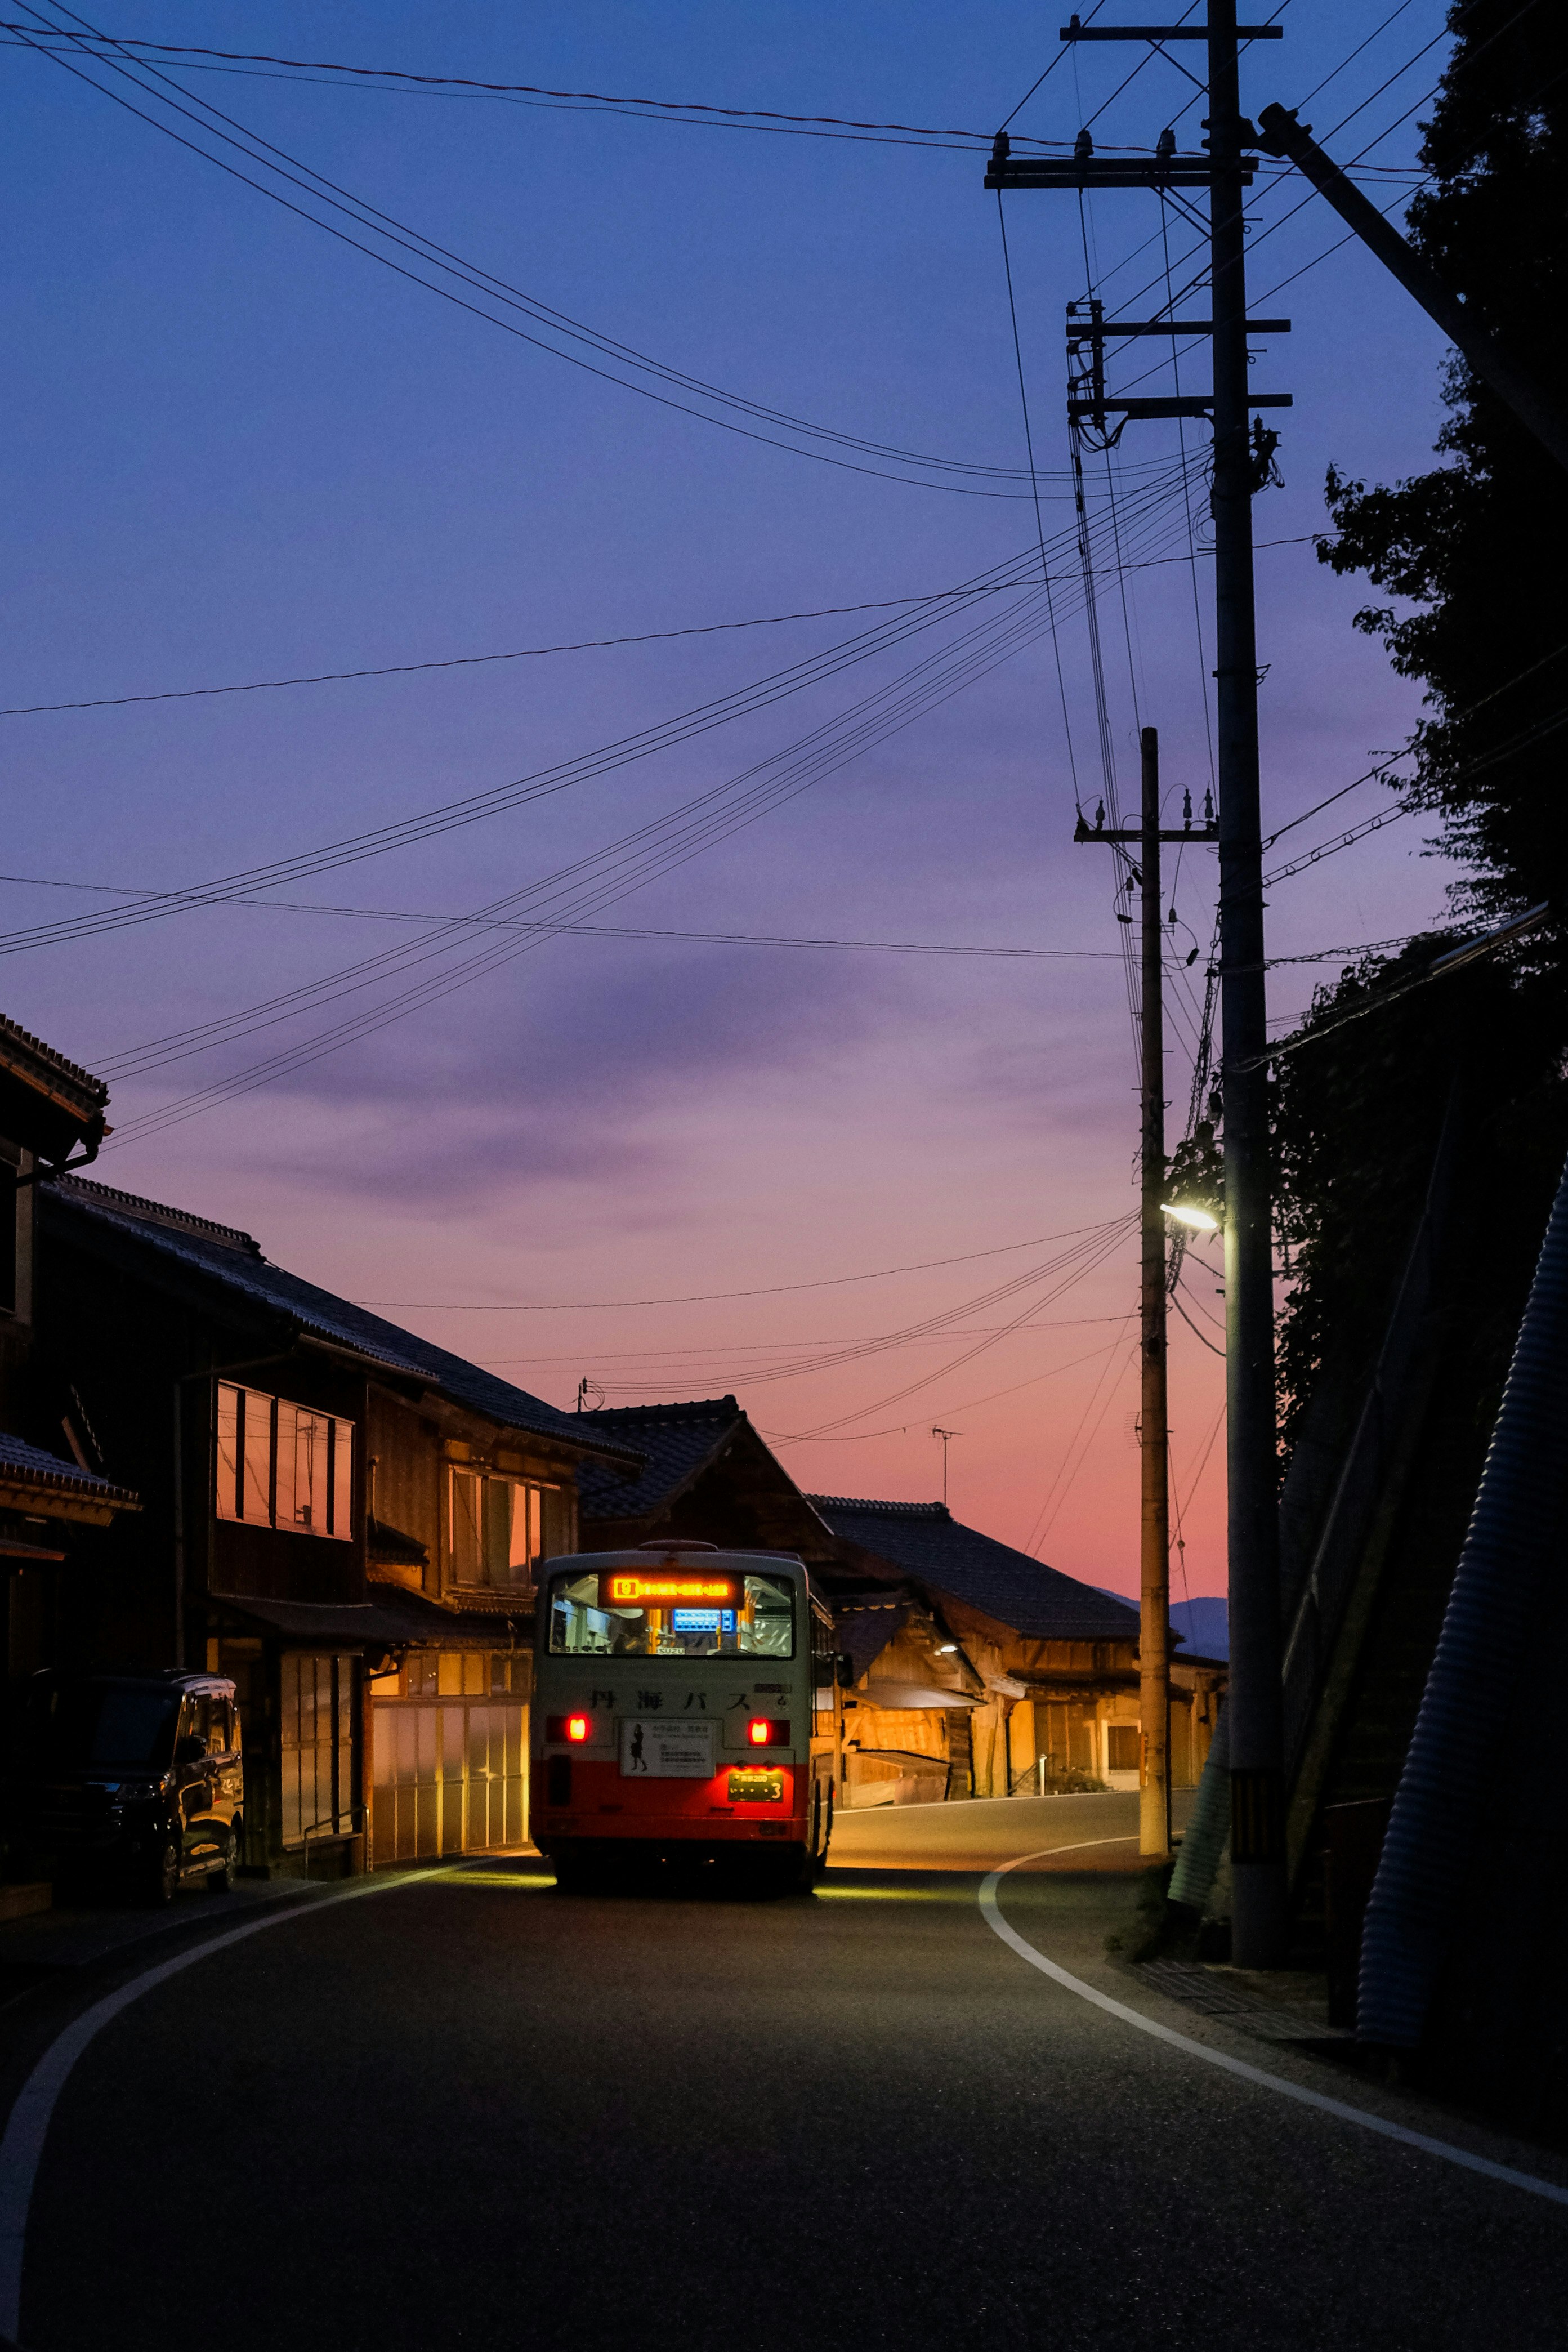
[
  {"x1": 727, "y1": 1769, "x2": 784, "y2": 1804},
  {"x1": 620, "y1": 1719, "x2": 714, "y2": 1778}
]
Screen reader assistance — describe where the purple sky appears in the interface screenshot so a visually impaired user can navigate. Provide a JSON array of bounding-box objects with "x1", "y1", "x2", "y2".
[{"x1": 3, "y1": 3, "x2": 1461, "y2": 1599}]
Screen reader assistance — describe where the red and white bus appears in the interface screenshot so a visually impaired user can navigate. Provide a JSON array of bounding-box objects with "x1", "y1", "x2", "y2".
[{"x1": 531, "y1": 1543, "x2": 839, "y2": 1888}]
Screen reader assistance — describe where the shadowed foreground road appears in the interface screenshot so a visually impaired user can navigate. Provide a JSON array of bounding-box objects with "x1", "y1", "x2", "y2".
[{"x1": 14, "y1": 1795, "x2": 1568, "y2": 2350}]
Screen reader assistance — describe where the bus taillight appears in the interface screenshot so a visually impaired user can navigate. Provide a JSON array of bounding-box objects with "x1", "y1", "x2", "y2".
[
  {"x1": 747, "y1": 1717, "x2": 789, "y2": 1746},
  {"x1": 566, "y1": 1715, "x2": 589, "y2": 1743},
  {"x1": 546, "y1": 1714, "x2": 592, "y2": 1744}
]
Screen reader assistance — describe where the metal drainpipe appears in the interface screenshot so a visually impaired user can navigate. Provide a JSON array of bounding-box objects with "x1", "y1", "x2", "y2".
[{"x1": 1357, "y1": 1145, "x2": 1568, "y2": 2047}]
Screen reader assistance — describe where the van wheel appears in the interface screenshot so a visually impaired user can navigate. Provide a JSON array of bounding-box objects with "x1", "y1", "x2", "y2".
[
  {"x1": 208, "y1": 1828, "x2": 239, "y2": 1893},
  {"x1": 147, "y1": 1839, "x2": 180, "y2": 1907}
]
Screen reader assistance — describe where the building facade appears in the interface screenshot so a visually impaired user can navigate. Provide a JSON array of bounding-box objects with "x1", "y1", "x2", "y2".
[
  {"x1": 811, "y1": 1498, "x2": 1225, "y2": 1805},
  {"x1": 37, "y1": 1176, "x2": 638, "y2": 1877},
  {"x1": 0, "y1": 1017, "x2": 140, "y2": 1713}
]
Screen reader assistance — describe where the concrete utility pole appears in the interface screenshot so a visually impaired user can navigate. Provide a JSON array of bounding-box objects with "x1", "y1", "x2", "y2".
[
  {"x1": 1076, "y1": 733, "x2": 1210, "y2": 1858},
  {"x1": 1208, "y1": 0, "x2": 1286, "y2": 1968},
  {"x1": 1137, "y1": 728, "x2": 1172, "y2": 1860},
  {"x1": 990, "y1": 6, "x2": 1292, "y2": 1960}
]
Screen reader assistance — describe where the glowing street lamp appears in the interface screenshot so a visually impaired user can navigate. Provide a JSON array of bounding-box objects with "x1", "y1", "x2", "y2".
[{"x1": 1163, "y1": 1199, "x2": 1221, "y2": 1231}]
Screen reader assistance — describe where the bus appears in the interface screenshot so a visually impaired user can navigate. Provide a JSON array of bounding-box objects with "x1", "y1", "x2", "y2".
[{"x1": 532, "y1": 1542, "x2": 839, "y2": 1889}]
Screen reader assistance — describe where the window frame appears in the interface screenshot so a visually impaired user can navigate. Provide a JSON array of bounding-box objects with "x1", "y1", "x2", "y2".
[
  {"x1": 446, "y1": 1466, "x2": 555, "y2": 1592},
  {"x1": 215, "y1": 1381, "x2": 354, "y2": 1542}
]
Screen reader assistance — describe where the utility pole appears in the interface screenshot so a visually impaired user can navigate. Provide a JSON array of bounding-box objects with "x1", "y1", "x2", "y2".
[
  {"x1": 990, "y1": 6, "x2": 1292, "y2": 1959},
  {"x1": 1076, "y1": 731, "x2": 1214, "y2": 1858},
  {"x1": 1208, "y1": 0, "x2": 1287, "y2": 1968},
  {"x1": 1137, "y1": 729, "x2": 1172, "y2": 1860}
]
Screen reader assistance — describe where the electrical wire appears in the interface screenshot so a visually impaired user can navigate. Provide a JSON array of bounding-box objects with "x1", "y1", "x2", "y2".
[
  {"x1": 0, "y1": 21, "x2": 1088, "y2": 146},
  {"x1": 14, "y1": 5, "x2": 1089, "y2": 501},
  {"x1": 774, "y1": 1221, "x2": 1137, "y2": 1439},
  {"x1": 0, "y1": 532, "x2": 1100, "y2": 961},
  {"x1": 87, "y1": 465, "x2": 1208, "y2": 1137},
  {"x1": 0, "y1": 584, "x2": 1033, "y2": 717},
  {"x1": 362, "y1": 1217, "x2": 1132, "y2": 1312},
  {"x1": 0, "y1": 877, "x2": 1152, "y2": 961}
]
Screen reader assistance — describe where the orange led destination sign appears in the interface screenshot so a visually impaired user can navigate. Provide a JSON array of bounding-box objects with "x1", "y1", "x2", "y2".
[{"x1": 607, "y1": 1574, "x2": 737, "y2": 1604}]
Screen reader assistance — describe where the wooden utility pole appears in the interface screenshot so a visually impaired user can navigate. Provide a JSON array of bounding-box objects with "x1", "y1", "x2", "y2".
[{"x1": 1137, "y1": 727, "x2": 1172, "y2": 1859}]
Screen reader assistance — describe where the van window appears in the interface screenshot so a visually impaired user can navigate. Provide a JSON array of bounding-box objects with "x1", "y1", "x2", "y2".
[{"x1": 26, "y1": 1683, "x2": 181, "y2": 1773}]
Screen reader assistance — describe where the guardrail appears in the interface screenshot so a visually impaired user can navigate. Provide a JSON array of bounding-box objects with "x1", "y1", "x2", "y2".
[{"x1": 300, "y1": 1802, "x2": 365, "y2": 1880}]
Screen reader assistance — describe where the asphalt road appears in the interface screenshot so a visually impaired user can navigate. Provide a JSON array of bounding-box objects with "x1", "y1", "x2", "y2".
[{"x1": 12, "y1": 1795, "x2": 1568, "y2": 2350}]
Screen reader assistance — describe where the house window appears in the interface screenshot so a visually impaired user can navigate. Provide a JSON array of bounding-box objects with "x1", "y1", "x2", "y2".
[
  {"x1": 448, "y1": 1469, "x2": 550, "y2": 1588},
  {"x1": 216, "y1": 1383, "x2": 353, "y2": 1539},
  {"x1": 280, "y1": 1652, "x2": 356, "y2": 1845},
  {"x1": 1106, "y1": 1723, "x2": 1140, "y2": 1772}
]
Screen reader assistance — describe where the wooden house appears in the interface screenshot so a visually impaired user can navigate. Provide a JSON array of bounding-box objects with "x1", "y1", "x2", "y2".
[
  {"x1": 36, "y1": 1175, "x2": 640, "y2": 1876},
  {"x1": 0, "y1": 1017, "x2": 140, "y2": 1700},
  {"x1": 810, "y1": 1497, "x2": 1225, "y2": 1805},
  {"x1": 575, "y1": 1395, "x2": 1223, "y2": 1808}
]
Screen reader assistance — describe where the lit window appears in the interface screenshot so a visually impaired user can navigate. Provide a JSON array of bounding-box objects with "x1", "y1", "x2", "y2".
[
  {"x1": 448, "y1": 1469, "x2": 552, "y2": 1589},
  {"x1": 215, "y1": 1382, "x2": 352, "y2": 1540}
]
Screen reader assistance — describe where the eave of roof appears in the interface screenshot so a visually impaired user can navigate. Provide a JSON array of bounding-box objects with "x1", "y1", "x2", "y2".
[
  {"x1": 0, "y1": 1431, "x2": 139, "y2": 1510},
  {"x1": 0, "y1": 1014, "x2": 108, "y2": 1123},
  {"x1": 46, "y1": 1178, "x2": 643, "y2": 1469}
]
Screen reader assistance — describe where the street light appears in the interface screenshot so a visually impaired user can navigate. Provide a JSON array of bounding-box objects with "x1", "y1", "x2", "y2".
[{"x1": 1163, "y1": 1199, "x2": 1221, "y2": 1231}]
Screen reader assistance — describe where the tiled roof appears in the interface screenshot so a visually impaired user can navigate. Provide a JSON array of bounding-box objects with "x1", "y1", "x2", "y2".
[
  {"x1": 807, "y1": 1497, "x2": 1141, "y2": 1641},
  {"x1": 575, "y1": 1395, "x2": 745, "y2": 1521},
  {"x1": 47, "y1": 1178, "x2": 641, "y2": 1468},
  {"x1": 0, "y1": 1430, "x2": 139, "y2": 1506},
  {"x1": 0, "y1": 1014, "x2": 108, "y2": 1118}
]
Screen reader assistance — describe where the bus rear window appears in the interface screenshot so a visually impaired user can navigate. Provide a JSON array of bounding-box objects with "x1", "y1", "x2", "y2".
[{"x1": 547, "y1": 1570, "x2": 794, "y2": 1658}]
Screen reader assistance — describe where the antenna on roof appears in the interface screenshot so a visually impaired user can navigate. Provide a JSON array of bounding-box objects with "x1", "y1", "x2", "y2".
[
  {"x1": 575, "y1": 1377, "x2": 605, "y2": 1414},
  {"x1": 931, "y1": 1426, "x2": 963, "y2": 1507}
]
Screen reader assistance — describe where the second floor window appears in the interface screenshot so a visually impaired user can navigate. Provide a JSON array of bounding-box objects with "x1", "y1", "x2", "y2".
[
  {"x1": 448, "y1": 1468, "x2": 549, "y2": 1588},
  {"x1": 216, "y1": 1382, "x2": 353, "y2": 1541}
]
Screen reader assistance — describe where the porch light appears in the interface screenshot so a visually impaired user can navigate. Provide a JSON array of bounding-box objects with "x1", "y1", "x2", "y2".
[{"x1": 935, "y1": 1644, "x2": 957, "y2": 1655}]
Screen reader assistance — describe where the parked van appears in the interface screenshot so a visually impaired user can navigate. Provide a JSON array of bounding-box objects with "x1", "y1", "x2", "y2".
[{"x1": 3, "y1": 1670, "x2": 243, "y2": 1904}]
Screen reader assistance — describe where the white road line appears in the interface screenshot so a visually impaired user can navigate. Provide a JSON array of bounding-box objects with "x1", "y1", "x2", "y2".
[
  {"x1": 0, "y1": 1868, "x2": 439, "y2": 2344},
  {"x1": 979, "y1": 1845, "x2": 1568, "y2": 2211}
]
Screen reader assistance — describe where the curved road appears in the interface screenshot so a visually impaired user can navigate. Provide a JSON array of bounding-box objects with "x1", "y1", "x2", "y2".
[{"x1": 8, "y1": 1794, "x2": 1568, "y2": 2349}]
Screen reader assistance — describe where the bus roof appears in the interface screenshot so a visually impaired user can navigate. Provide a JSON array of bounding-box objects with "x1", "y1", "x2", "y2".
[{"x1": 540, "y1": 1546, "x2": 807, "y2": 1577}]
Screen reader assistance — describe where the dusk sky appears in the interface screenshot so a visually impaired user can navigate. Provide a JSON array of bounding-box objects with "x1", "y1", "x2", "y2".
[{"x1": 5, "y1": 2, "x2": 1462, "y2": 1603}]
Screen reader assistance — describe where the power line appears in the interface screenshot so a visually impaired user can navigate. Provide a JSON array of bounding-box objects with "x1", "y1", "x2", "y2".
[
  {"x1": 359, "y1": 1216, "x2": 1132, "y2": 1311},
  {"x1": 88, "y1": 467, "x2": 1207, "y2": 1136},
  {"x1": 761, "y1": 1331, "x2": 1131, "y2": 1445},
  {"x1": 0, "y1": 532, "x2": 1084, "y2": 959},
  {"x1": 772, "y1": 1222, "x2": 1136, "y2": 1438},
  {"x1": 0, "y1": 585, "x2": 1026, "y2": 716},
  {"x1": 0, "y1": 20, "x2": 1092, "y2": 149},
  {"x1": 0, "y1": 877, "x2": 1149, "y2": 962},
  {"x1": 14, "y1": 11, "x2": 1088, "y2": 501},
  {"x1": 2, "y1": 530, "x2": 1313, "y2": 720}
]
